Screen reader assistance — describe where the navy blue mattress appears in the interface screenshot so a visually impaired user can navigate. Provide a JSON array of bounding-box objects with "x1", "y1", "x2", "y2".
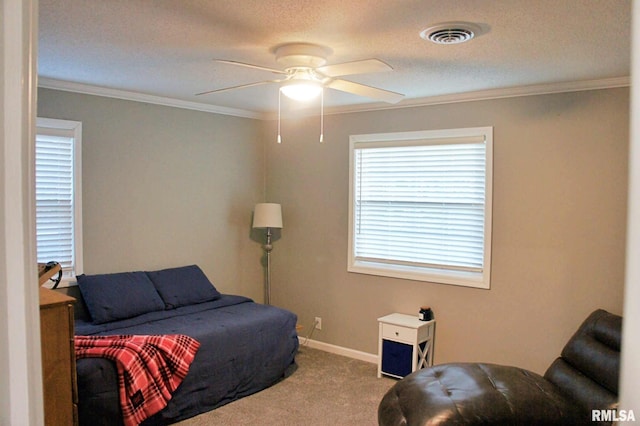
[{"x1": 75, "y1": 294, "x2": 299, "y2": 425}]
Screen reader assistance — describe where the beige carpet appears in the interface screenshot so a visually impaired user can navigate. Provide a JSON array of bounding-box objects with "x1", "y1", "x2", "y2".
[{"x1": 176, "y1": 346, "x2": 396, "y2": 425}]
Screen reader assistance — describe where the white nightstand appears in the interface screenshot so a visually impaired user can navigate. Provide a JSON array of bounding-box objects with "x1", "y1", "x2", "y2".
[{"x1": 377, "y1": 313, "x2": 435, "y2": 378}]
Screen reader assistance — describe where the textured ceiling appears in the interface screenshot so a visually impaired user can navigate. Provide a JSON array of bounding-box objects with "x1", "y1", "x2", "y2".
[{"x1": 38, "y1": 0, "x2": 631, "y2": 116}]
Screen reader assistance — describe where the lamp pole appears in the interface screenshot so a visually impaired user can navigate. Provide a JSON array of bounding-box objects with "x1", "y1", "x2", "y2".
[{"x1": 264, "y1": 227, "x2": 274, "y2": 305}]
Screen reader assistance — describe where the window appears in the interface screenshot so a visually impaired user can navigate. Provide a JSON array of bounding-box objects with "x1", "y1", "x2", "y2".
[
  {"x1": 348, "y1": 127, "x2": 493, "y2": 289},
  {"x1": 35, "y1": 118, "x2": 83, "y2": 281}
]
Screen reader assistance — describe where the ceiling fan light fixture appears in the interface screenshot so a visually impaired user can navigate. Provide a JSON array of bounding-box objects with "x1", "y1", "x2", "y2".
[
  {"x1": 280, "y1": 81, "x2": 323, "y2": 101},
  {"x1": 280, "y1": 73, "x2": 323, "y2": 101},
  {"x1": 198, "y1": 42, "x2": 404, "y2": 107}
]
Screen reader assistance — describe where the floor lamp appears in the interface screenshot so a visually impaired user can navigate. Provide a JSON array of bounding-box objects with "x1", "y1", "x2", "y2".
[{"x1": 252, "y1": 203, "x2": 283, "y2": 305}]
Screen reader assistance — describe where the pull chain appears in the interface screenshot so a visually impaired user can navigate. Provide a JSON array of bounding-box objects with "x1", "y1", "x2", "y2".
[
  {"x1": 319, "y1": 89, "x2": 324, "y2": 143},
  {"x1": 277, "y1": 89, "x2": 282, "y2": 144}
]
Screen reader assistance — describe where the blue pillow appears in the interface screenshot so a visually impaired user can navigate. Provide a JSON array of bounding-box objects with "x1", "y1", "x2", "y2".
[
  {"x1": 77, "y1": 271, "x2": 166, "y2": 324},
  {"x1": 146, "y1": 265, "x2": 221, "y2": 309}
]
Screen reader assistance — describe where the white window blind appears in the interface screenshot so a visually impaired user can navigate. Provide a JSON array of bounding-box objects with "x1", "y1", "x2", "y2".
[
  {"x1": 35, "y1": 118, "x2": 83, "y2": 279},
  {"x1": 349, "y1": 128, "x2": 492, "y2": 288}
]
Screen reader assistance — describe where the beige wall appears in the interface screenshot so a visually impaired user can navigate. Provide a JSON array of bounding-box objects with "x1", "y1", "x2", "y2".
[
  {"x1": 37, "y1": 88, "x2": 266, "y2": 299},
  {"x1": 37, "y1": 86, "x2": 628, "y2": 374},
  {"x1": 267, "y1": 88, "x2": 629, "y2": 373}
]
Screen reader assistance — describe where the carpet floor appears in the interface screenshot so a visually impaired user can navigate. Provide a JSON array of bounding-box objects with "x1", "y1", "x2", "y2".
[{"x1": 176, "y1": 346, "x2": 396, "y2": 425}]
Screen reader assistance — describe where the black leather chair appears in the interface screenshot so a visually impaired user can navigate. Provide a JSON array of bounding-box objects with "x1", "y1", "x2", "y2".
[{"x1": 378, "y1": 309, "x2": 621, "y2": 426}]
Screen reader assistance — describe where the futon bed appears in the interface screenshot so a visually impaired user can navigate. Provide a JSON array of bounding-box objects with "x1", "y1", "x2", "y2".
[{"x1": 67, "y1": 265, "x2": 299, "y2": 425}]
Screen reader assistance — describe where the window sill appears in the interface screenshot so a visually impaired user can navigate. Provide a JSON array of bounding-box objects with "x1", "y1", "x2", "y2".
[{"x1": 348, "y1": 260, "x2": 490, "y2": 289}]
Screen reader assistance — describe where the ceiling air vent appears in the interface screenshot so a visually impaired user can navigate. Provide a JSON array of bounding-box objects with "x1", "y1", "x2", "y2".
[{"x1": 420, "y1": 22, "x2": 481, "y2": 45}]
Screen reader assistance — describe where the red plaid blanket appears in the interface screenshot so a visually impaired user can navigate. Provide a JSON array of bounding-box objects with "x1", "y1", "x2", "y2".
[{"x1": 75, "y1": 334, "x2": 200, "y2": 426}]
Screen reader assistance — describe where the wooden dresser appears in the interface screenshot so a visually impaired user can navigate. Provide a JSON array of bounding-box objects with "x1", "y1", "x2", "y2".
[{"x1": 39, "y1": 288, "x2": 78, "y2": 425}]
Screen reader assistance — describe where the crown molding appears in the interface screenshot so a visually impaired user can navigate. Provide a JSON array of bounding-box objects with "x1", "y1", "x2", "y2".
[
  {"x1": 37, "y1": 77, "x2": 263, "y2": 119},
  {"x1": 322, "y1": 76, "x2": 631, "y2": 116},
  {"x1": 272, "y1": 76, "x2": 631, "y2": 119},
  {"x1": 39, "y1": 76, "x2": 629, "y2": 121}
]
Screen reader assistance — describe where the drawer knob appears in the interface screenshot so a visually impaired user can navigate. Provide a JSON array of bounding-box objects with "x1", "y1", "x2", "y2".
[{"x1": 395, "y1": 331, "x2": 399, "y2": 336}]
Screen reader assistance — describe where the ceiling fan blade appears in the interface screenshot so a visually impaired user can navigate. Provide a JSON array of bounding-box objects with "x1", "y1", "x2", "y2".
[
  {"x1": 214, "y1": 60, "x2": 286, "y2": 75},
  {"x1": 326, "y1": 79, "x2": 404, "y2": 104},
  {"x1": 316, "y1": 59, "x2": 393, "y2": 77},
  {"x1": 195, "y1": 79, "x2": 282, "y2": 96}
]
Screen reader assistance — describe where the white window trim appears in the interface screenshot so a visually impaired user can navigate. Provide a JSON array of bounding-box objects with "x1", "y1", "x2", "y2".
[
  {"x1": 36, "y1": 117, "x2": 83, "y2": 285},
  {"x1": 348, "y1": 127, "x2": 493, "y2": 289}
]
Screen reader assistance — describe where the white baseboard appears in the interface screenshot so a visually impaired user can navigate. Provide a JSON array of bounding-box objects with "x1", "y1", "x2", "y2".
[{"x1": 298, "y1": 337, "x2": 378, "y2": 364}]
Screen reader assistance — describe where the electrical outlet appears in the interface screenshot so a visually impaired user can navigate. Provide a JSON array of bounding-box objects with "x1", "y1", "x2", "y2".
[{"x1": 314, "y1": 317, "x2": 322, "y2": 330}]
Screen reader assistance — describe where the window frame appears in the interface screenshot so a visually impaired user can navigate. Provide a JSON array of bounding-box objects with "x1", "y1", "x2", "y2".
[
  {"x1": 348, "y1": 126, "x2": 493, "y2": 289},
  {"x1": 35, "y1": 117, "x2": 83, "y2": 284}
]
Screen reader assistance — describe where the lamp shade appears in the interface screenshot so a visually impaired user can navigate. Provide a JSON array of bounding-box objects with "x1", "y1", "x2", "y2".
[{"x1": 252, "y1": 203, "x2": 283, "y2": 229}]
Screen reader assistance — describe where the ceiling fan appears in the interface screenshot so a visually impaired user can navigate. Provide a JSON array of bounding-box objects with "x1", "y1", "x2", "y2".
[{"x1": 196, "y1": 43, "x2": 404, "y2": 104}]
